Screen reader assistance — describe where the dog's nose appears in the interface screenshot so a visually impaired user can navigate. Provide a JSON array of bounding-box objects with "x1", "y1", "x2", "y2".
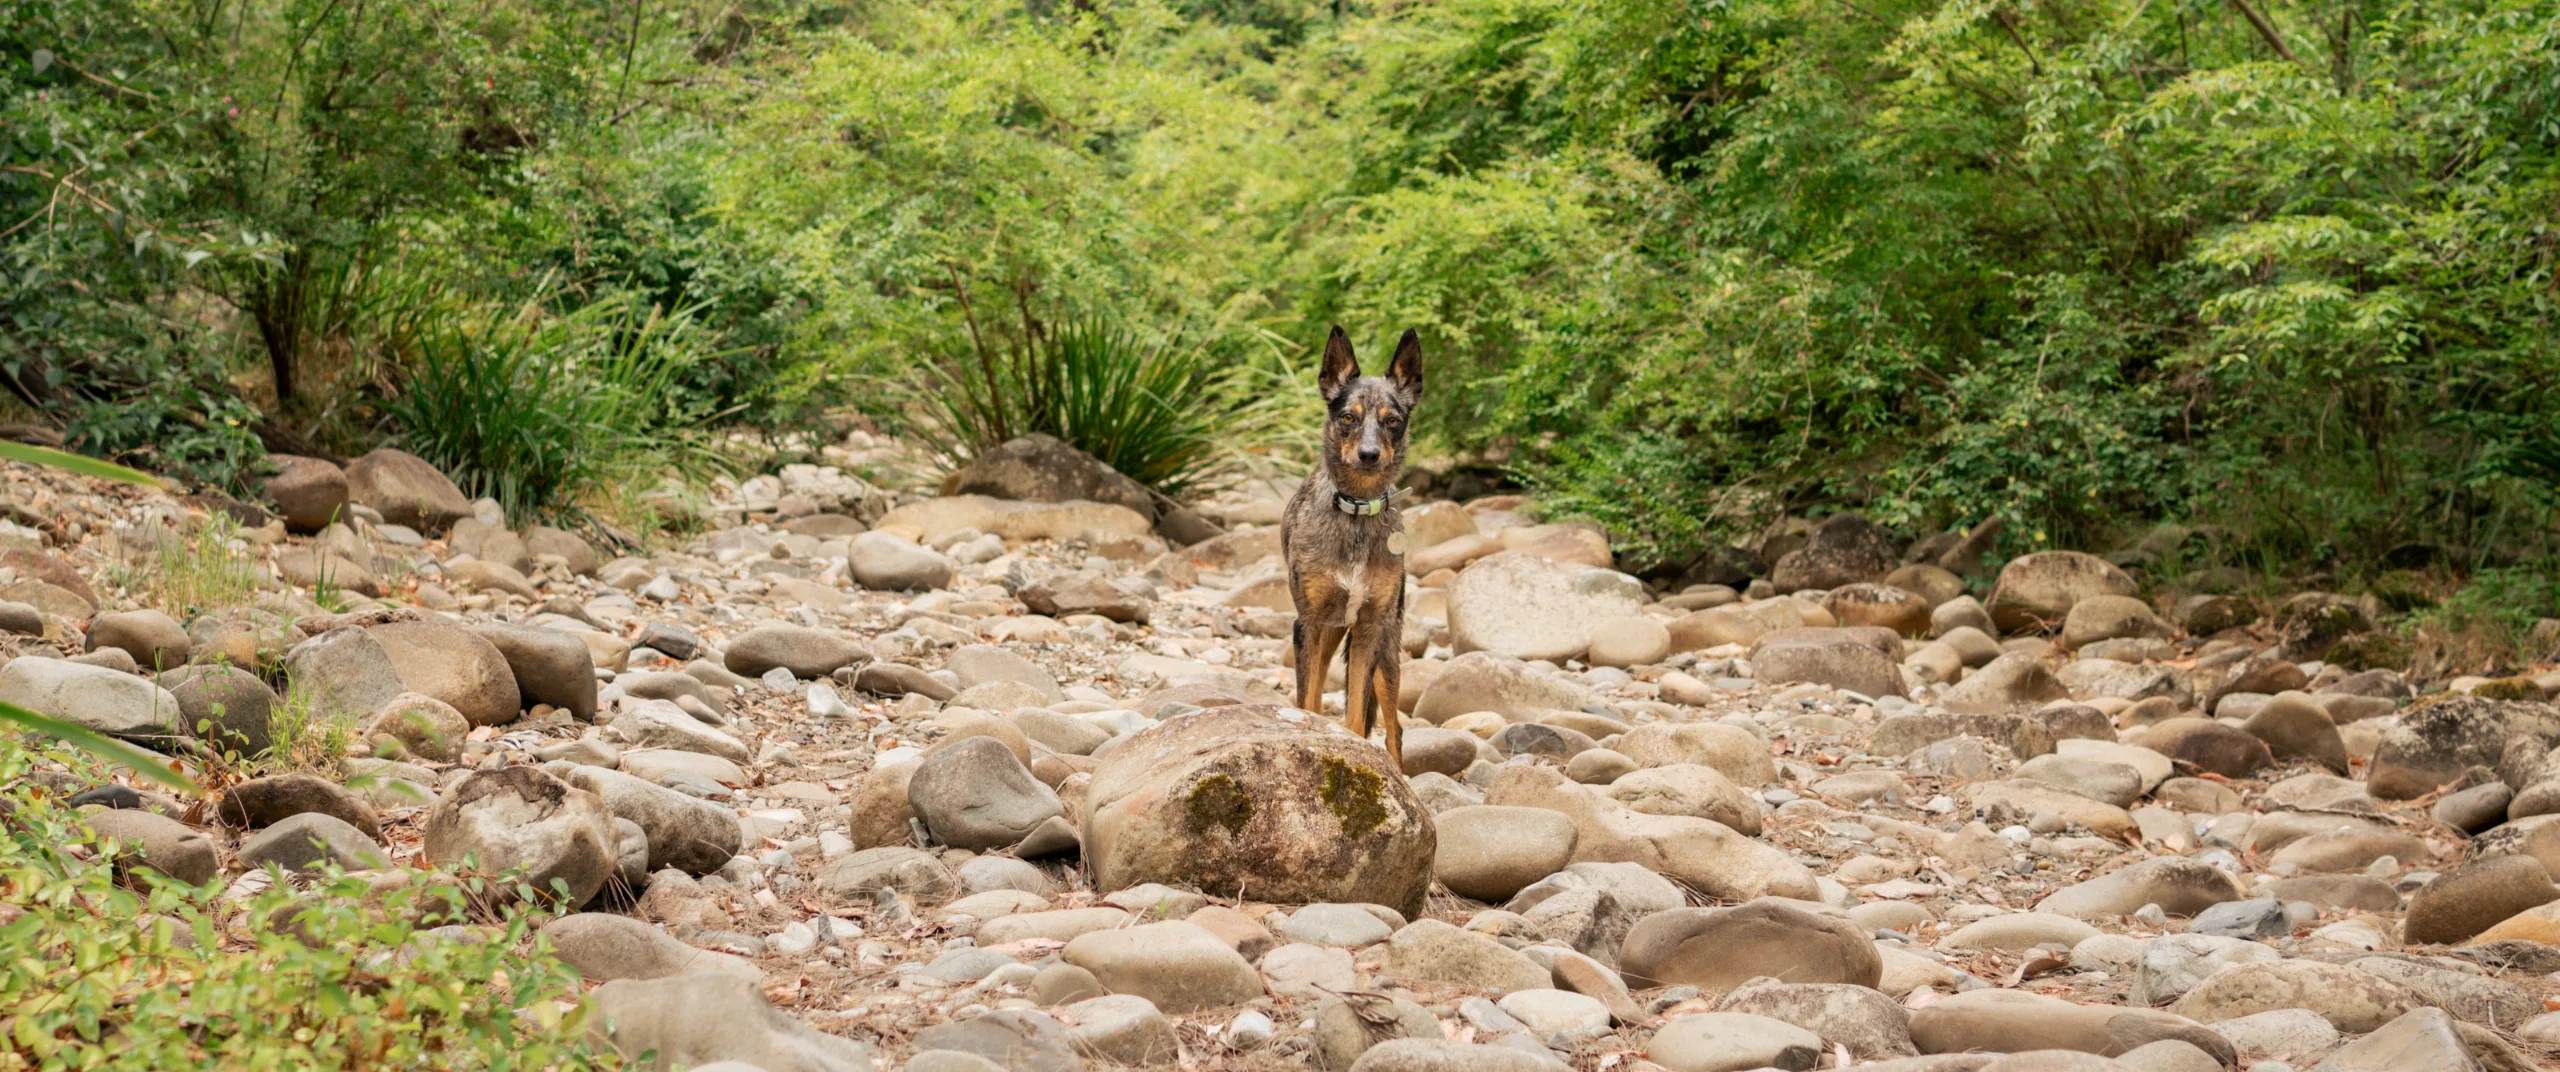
[{"x1": 1357, "y1": 448, "x2": 1381, "y2": 464}]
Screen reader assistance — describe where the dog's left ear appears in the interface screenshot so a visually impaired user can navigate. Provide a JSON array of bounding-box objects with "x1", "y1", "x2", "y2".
[{"x1": 1388, "y1": 328, "x2": 1424, "y2": 404}]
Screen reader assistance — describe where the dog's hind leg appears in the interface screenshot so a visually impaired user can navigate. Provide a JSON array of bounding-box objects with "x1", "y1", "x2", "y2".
[
  {"x1": 1372, "y1": 656, "x2": 1401, "y2": 770},
  {"x1": 1294, "y1": 620, "x2": 1346, "y2": 716}
]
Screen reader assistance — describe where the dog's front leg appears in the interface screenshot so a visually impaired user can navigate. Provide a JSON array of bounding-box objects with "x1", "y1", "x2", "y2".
[
  {"x1": 1343, "y1": 622, "x2": 1379, "y2": 750},
  {"x1": 1373, "y1": 654, "x2": 1401, "y2": 769},
  {"x1": 1293, "y1": 619, "x2": 1346, "y2": 716}
]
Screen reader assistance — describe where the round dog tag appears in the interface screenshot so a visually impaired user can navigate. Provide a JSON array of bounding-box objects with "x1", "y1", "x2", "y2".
[{"x1": 1386, "y1": 530, "x2": 1409, "y2": 555}]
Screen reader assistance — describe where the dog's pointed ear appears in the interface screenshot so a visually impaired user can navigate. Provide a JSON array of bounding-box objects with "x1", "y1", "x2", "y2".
[
  {"x1": 1388, "y1": 328, "x2": 1424, "y2": 404},
  {"x1": 1318, "y1": 325, "x2": 1360, "y2": 400}
]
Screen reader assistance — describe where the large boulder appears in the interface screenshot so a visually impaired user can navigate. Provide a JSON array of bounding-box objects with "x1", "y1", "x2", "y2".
[
  {"x1": 2369, "y1": 697, "x2": 2560, "y2": 800},
  {"x1": 1486, "y1": 765, "x2": 1814, "y2": 903},
  {"x1": 1445, "y1": 552, "x2": 1645, "y2": 663},
  {"x1": 1939, "y1": 653, "x2": 2071, "y2": 715},
  {"x1": 723, "y1": 625, "x2": 870, "y2": 680},
  {"x1": 421, "y1": 766, "x2": 619, "y2": 906},
  {"x1": 1411, "y1": 652, "x2": 1594, "y2": 724},
  {"x1": 0, "y1": 656, "x2": 181, "y2": 741},
  {"x1": 468, "y1": 622, "x2": 598, "y2": 722},
  {"x1": 943, "y1": 434, "x2": 1157, "y2": 522},
  {"x1": 1081, "y1": 705, "x2": 1437, "y2": 918},
  {"x1": 261, "y1": 455, "x2": 349, "y2": 533},
  {"x1": 1749, "y1": 628, "x2": 1903, "y2": 698},
  {"x1": 281, "y1": 626, "x2": 410, "y2": 726},
  {"x1": 88, "y1": 610, "x2": 190, "y2": 671},
  {"x1": 849, "y1": 532, "x2": 955, "y2": 591},
  {"x1": 1768, "y1": 513, "x2": 1894, "y2": 591},
  {"x1": 81, "y1": 808, "x2": 219, "y2": 885},
  {"x1": 344, "y1": 448, "x2": 474, "y2": 535},
  {"x1": 368, "y1": 620, "x2": 522, "y2": 727},
  {"x1": 1988, "y1": 552, "x2": 2136, "y2": 633}
]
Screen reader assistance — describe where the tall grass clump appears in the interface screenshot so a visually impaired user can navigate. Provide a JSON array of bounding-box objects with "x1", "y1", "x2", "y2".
[
  {"x1": 2402, "y1": 564, "x2": 2560, "y2": 678},
  {"x1": 907, "y1": 316, "x2": 1289, "y2": 497},
  {"x1": 384, "y1": 287, "x2": 728, "y2": 523}
]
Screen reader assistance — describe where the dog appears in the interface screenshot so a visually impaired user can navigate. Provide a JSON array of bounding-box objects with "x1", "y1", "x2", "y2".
[{"x1": 1283, "y1": 325, "x2": 1423, "y2": 768}]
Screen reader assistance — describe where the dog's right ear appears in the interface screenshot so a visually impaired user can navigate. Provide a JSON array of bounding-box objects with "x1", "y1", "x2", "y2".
[{"x1": 1318, "y1": 325, "x2": 1360, "y2": 400}]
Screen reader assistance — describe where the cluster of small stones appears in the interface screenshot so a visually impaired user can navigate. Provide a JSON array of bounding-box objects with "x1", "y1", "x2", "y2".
[{"x1": 4, "y1": 432, "x2": 2560, "y2": 1072}]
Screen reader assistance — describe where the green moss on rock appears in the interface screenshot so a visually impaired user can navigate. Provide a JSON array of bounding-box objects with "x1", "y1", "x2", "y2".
[
  {"x1": 1184, "y1": 772, "x2": 1254, "y2": 835},
  {"x1": 1317, "y1": 757, "x2": 1386, "y2": 838}
]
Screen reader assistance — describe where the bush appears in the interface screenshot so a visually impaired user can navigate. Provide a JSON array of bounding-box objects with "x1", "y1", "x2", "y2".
[
  {"x1": 905, "y1": 316, "x2": 1278, "y2": 496},
  {"x1": 0, "y1": 742, "x2": 613, "y2": 1069},
  {"x1": 383, "y1": 290, "x2": 724, "y2": 523}
]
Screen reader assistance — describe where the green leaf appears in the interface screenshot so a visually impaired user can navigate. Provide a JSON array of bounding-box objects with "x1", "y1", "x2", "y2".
[
  {"x1": 0, "y1": 701, "x2": 197, "y2": 793},
  {"x1": 0, "y1": 441, "x2": 164, "y2": 487}
]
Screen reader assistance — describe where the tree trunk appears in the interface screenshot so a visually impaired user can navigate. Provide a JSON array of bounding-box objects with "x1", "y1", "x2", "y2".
[{"x1": 250, "y1": 247, "x2": 313, "y2": 408}]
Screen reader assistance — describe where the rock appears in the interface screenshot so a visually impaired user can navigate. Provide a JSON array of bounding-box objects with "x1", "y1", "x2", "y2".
[
  {"x1": 421, "y1": 766, "x2": 618, "y2": 906},
  {"x1": 543, "y1": 913, "x2": 759, "y2": 982},
  {"x1": 1020, "y1": 572, "x2": 1153, "y2": 623},
  {"x1": 219, "y1": 772, "x2": 381, "y2": 838},
  {"x1": 1646, "y1": 1012, "x2": 1824, "y2": 1072},
  {"x1": 2187, "y1": 898, "x2": 2289, "y2": 939},
  {"x1": 1378, "y1": 918, "x2": 1551, "y2": 993},
  {"x1": 1083, "y1": 705, "x2": 1435, "y2": 917},
  {"x1": 1497, "y1": 988, "x2": 1610, "y2": 1042},
  {"x1": 1346, "y1": 1040, "x2": 1560, "y2": 1072},
  {"x1": 2141, "y1": 718, "x2": 2271, "y2": 778},
  {"x1": 2241, "y1": 694, "x2": 2348, "y2": 774},
  {"x1": 1937, "y1": 913, "x2": 2102, "y2": 953},
  {"x1": 1413, "y1": 652, "x2": 1593, "y2": 724},
  {"x1": 157, "y1": 663, "x2": 276, "y2": 755},
  {"x1": 1433, "y1": 806, "x2": 1577, "y2": 902},
  {"x1": 908, "y1": 737, "x2": 1065, "y2": 851},
  {"x1": 946, "y1": 645, "x2": 1066, "y2": 704},
  {"x1": 1909, "y1": 989, "x2": 2233, "y2": 1062},
  {"x1": 2170, "y1": 959, "x2": 2420, "y2": 1032},
  {"x1": 2039, "y1": 856, "x2": 2250, "y2": 918},
  {"x1": 2268, "y1": 875, "x2": 2400, "y2": 912},
  {"x1": 1316, "y1": 994, "x2": 1447, "y2": 1071},
  {"x1": 584, "y1": 973, "x2": 871, "y2": 1072},
  {"x1": 911, "y1": 1012, "x2": 1079, "y2": 1072},
  {"x1": 368, "y1": 620, "x2": 522, "y2": 728},
  {"x1": 88, "y1": 609, "x2": 190, "y2": 670},
  {"x1": 1446, "y1": 552, "x2": 1645, "y2": 662},
  {"x1": 469, "y1": 623, "x2": 599, "y2": 722},
  {"x1": 81, "y1": 808, "x2": 218, "y2": 884},
  {"x1": 1941, "y1": 653, "x2": 2072, "y2": 715},
  {"x1": 262, "y1": 455, "x2": 349, "y2": 533},
  {"x1": 2403, "y1": 856, "x2": 2560, "y2": 945},
  {"x1": 2369, "y1": 697, "x2": 2560, "y2": 800},
  {"x1": 555, "y1": 765, "x2": 742, "y2": 875},
  {"x1": 946, "y1": 434, "x2": 1156, "y2": 519},
  {"x1": 2131, "y1": 934, "x2": 2282, "y2": 1005},
  {"x1": 1620, "y1": 899, "x2": 1880, "y2": 991},
  {"x1": 1612, "y1": 722, "x2": 1777, "y2": 785},
  {"x1": 1263, "y1": 942, "x2": 1358, "y2": 1000},
  {"x1": 1989, "y1": 552, "x2": 2137, "y2": 632},
  {"x1": 2347, "y1": 956, "x2": 2539, "y2": 1027},
  {"x1": 0, "y1": 655, "x2": 182, "y2": 741},
  {"x1": 849, "y1": 531, "x2": 953, "y2": 590},
  {"x1": 818, "y1": 846, "x2": 957, "y2": 902},
  {"x1": 2014, "y1": 754, "x2": 2144, "y2": 808},
  {"x1": 526, "y1": 526, "x2": 600, "y2": 576},
  {"x1": 1060, "y1": 920, "x2": 1263, "y2": 1013},
  {"x1": 1063, "y1": 994, "x2": 1178, "y2": 1064},
  {"x1": 1714, "y1": 982, "x2": 1918, "y2": 1059},
  {"x1": 1751, "y1": 628, "x2": 1903, "y2": 698},
  {"x1": 281, "y1": 626, "x2": 410, "y2": 725},
  {"x1": 344, "y1": 449, "x2": 474, "y2": 534},
  {"x1": 1872, "y1": 711, "x2": 2054, "y2": 759},
  {"x1": 2061, "y1": 596, "x2": 2169, "y2": 650},
  {"x1": 607, "y1": 699, "x2": 750, "y2": 763},
  {"x1": 1605, "y1": 764, "x2": 1761, "y2": 835},
  {"x1": 1587, "y1": 617, "x2": 1673, "y2": 668},
  {"x1": 1281, "y1": 904, "x2": 1394, "y2": 948},
  {"x1": 724, "y1": 625, "x2": 868, "y2": 680},
  {"x1": 2305, "y1": 1007, "x2": 2479, "y2": 1072},
  {"x1": 1964, "y1": 779, "x2": 2135, "y2": 839},
  {"x1": 1487, "y1": 766, "x2": 1812, "y2": 902},
  {"x1": 2205, "y1": 1008, "x2": 2339, "y2": 1064},
  {"x1": 1825, "y1": 583, "x2": 1933, "y2": 637},
  {"x1": 363, "y1": 692, "x2": 471, "y2": 762},
  {"x1": 1769, "y1": 514, "x2": 1894, "y2": 591}
]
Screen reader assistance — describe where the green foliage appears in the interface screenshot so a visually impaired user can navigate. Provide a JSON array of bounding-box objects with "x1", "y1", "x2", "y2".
[
  {"x1": 0, "y1": 742, "x2": 610, "y2": 1068},
  {"x1": 909, "y1": 317, "x2": 1269, "y2": 496},
  {"x1": 2402, "y1": 564, "x2": 2560, "y2": 672},
  {"x1": 383, "y1": 290, "x2": 726, "y2": 522}
]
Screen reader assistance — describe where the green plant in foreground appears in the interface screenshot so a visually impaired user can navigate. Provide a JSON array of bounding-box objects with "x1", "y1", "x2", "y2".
[{"x1": 1, "y1": 743, "x2": 612, "y2": 1068}]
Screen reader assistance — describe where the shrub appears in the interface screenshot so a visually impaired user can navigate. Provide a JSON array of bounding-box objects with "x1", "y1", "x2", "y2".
[
  {"x1": 0, "y1": 741, "x2": 614, "y2": 1069},
  {"x1": 906, "y1": 316, "x2": 1275, "y2": 497},
  {"x1": 383, "y1": 289, "x2": 725, "y2": 523}
]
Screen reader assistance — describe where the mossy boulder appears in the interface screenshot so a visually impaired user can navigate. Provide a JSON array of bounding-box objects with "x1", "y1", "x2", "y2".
[{"x1": 1081, "y1": 704, "x2": 1437, "y2": 917}]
